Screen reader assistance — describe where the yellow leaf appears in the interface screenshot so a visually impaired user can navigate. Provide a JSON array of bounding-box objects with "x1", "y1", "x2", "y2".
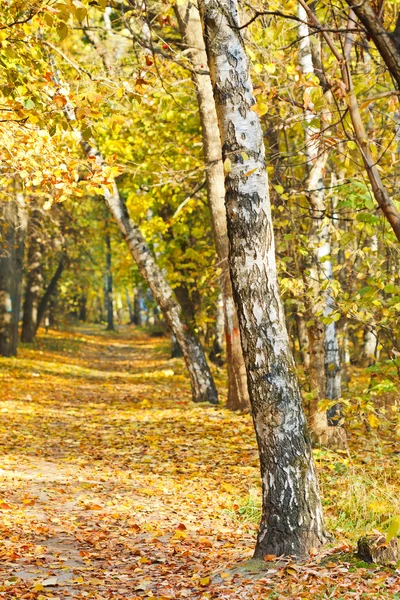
[
  {"x1": 222, "y1": 482, "x2": 235, "y2": 493},
  {"x1": 199, "y1": 577, "x2": 210, "y2": 586},
  {"x1": 251, "y1": 102, "x2": 268, "y2": 117},
  {"x1": 172, "y1": 529, "x2": 187, "y2": 540},
  {"x1": 223, "y1": 158, "x2": 231, "y2": 174},
  {"x1": 368, "y1": 413, "x2": 379, "y2": 428}
]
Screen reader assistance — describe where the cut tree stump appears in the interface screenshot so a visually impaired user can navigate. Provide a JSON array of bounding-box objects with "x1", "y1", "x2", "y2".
[{"x1": 357, "y1": 534, "x2": 400, "y2": 565}]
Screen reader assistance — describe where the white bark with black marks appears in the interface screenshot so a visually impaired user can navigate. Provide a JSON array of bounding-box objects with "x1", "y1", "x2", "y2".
[{"x1": 201, "y1": 0, "x2": 326, "y2": 556}]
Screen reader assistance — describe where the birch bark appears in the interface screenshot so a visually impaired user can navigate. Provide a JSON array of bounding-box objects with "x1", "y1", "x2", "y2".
[
  {"x1": 201, "y1": 0, "x2": 326, "y2": 556},
  {"x1": 175, "y1": 0, "x2": 249, "y2": 410}
]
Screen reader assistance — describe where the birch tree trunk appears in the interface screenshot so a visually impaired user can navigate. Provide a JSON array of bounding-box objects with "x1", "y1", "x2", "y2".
[
  {"x1": 21, "y1": 210, "x2": 43, "y2": 343},
  {"x1": 100, "y1": 174, "x2": 218, "y2": 403},
  {"x1": 298, "y1": 4, "x2": 345, "y2": 448},
  {"x1": 57, "y1": 36, "x2": 218, "y2": 404},
  {"x1": 201, "y1": 0, "x2": 326, "y2": 557},
  {"x1": 175, "y1": 0, "x2": 249, "y2": 411}
]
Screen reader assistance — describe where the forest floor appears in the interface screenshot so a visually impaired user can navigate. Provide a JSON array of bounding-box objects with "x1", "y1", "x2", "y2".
[{"x1": 0, "y1": 325, "x2": 400, "y2": 599}]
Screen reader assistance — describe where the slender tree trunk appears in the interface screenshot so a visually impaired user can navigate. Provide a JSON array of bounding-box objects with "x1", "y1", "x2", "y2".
[
  {"x1": 101, "y1": 185, "x2": 218, "y2": 402},
  {"x1": 35, "y1": 252, "x2": 67, "y2": 333},
  {"x1": 201, "y1": 0, "x2": 326, "y2": 557},
  {"x1": 209, "y1": 289, "x2": 225, "y2": 366},
  {"x1": 0, "y1": 195, "x2": 27, "y2": 356},
  {"x1": 175, "y1": 1, "x2": 249, "y2": 411},
  {"x1": 296, "y1": 313, "x2": 310, "y2": 369},
  {"x1": 104, "y1": 229, "x2": 115, "y2": 331},
  {"x1": 298, "y1": 4, "x2": 345, "y2": 448},
  {"x1": 11, "y1": 196, "x2": 27, "y2": 354},
  {"x1": 78, "y1": 294, "x2": 87, "y2": 322},
  {"x1": 79, "y1": 138, "x2": 218, "y2": 402},
  {"x1": 133, "y1": 285, "x2": 145, "y2": 326},
  {"x1": 21, "y1": 211, "x2": 42, "y2": 343},
  {"x1": 126, "y1": 288, "x2": 134, "y2": 324},
  {"x1": 71, "y1": 19, "x2": 217, "y2": 403},
  {"x1": 364, "y1": 327, "x2": 379, "y2": 366}
]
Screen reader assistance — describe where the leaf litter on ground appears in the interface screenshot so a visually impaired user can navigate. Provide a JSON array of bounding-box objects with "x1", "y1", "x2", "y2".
[{"x1": 0, "y1": 325, "x2": 399, "y2": 599}]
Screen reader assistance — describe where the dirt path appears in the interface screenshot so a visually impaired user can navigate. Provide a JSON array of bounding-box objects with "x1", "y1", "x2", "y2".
[
  {"x1": 0, "y1": 326, "x2": 261, "y2": 599},
  {"x1": 1, "y1": 326, "x2": 399, "y2": 599}
]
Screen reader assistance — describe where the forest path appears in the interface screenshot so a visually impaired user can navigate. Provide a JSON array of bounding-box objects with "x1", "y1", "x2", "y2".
[
  {"x1": 0, "y1": 326, "x2": 399, "y2": 599},
  {"x1": 0, "y1": 326, "x2": 260, "y2": 599}
]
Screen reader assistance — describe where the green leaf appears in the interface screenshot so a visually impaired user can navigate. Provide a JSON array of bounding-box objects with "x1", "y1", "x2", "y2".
[{"x1": 365, "y1": 197, "x2": 375, "y2": 210}]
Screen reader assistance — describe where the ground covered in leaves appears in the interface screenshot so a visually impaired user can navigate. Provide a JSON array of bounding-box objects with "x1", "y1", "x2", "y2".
[{"x1": 0, "y1": 326, "x2": 400, "y2": 599}]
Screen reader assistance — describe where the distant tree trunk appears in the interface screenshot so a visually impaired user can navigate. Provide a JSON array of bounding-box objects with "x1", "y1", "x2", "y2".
[
  {"x1": 201, "y1": 0, "x2": 326, "y2": 556},
  {"x1": 133, "y1": 285, "x2": 146, "y2": 326},
  {"x1": 209, "y1": 290, "x2": 224, "y2": 366},
  {"x1": 35, "y1": 252, "x2": 68, "y2": 333},
  {"x1": 126, "y1": 288, "x2": 134, "y2": 324},
  {"x1": 296, "y1": 313, "x2": 310, "y2": 369},
  {"x1": 104, "y1": 229, "x2": 115, "y2": 331},
  {"x1": 21, "y1": 211, "x2": 43, "y2": 343},
  {"x1": 78, "y1": 294, "x2": 87, "y2": 322},
  {"x1": 175, "y1": 0, "x2": 249, "y2": 411},
  {"x1": 174, "y1": 284, "x2": 196, "y2": 325},
  {"x1": 0, "y1": 195, "x2": 27, "y2": 356}
]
